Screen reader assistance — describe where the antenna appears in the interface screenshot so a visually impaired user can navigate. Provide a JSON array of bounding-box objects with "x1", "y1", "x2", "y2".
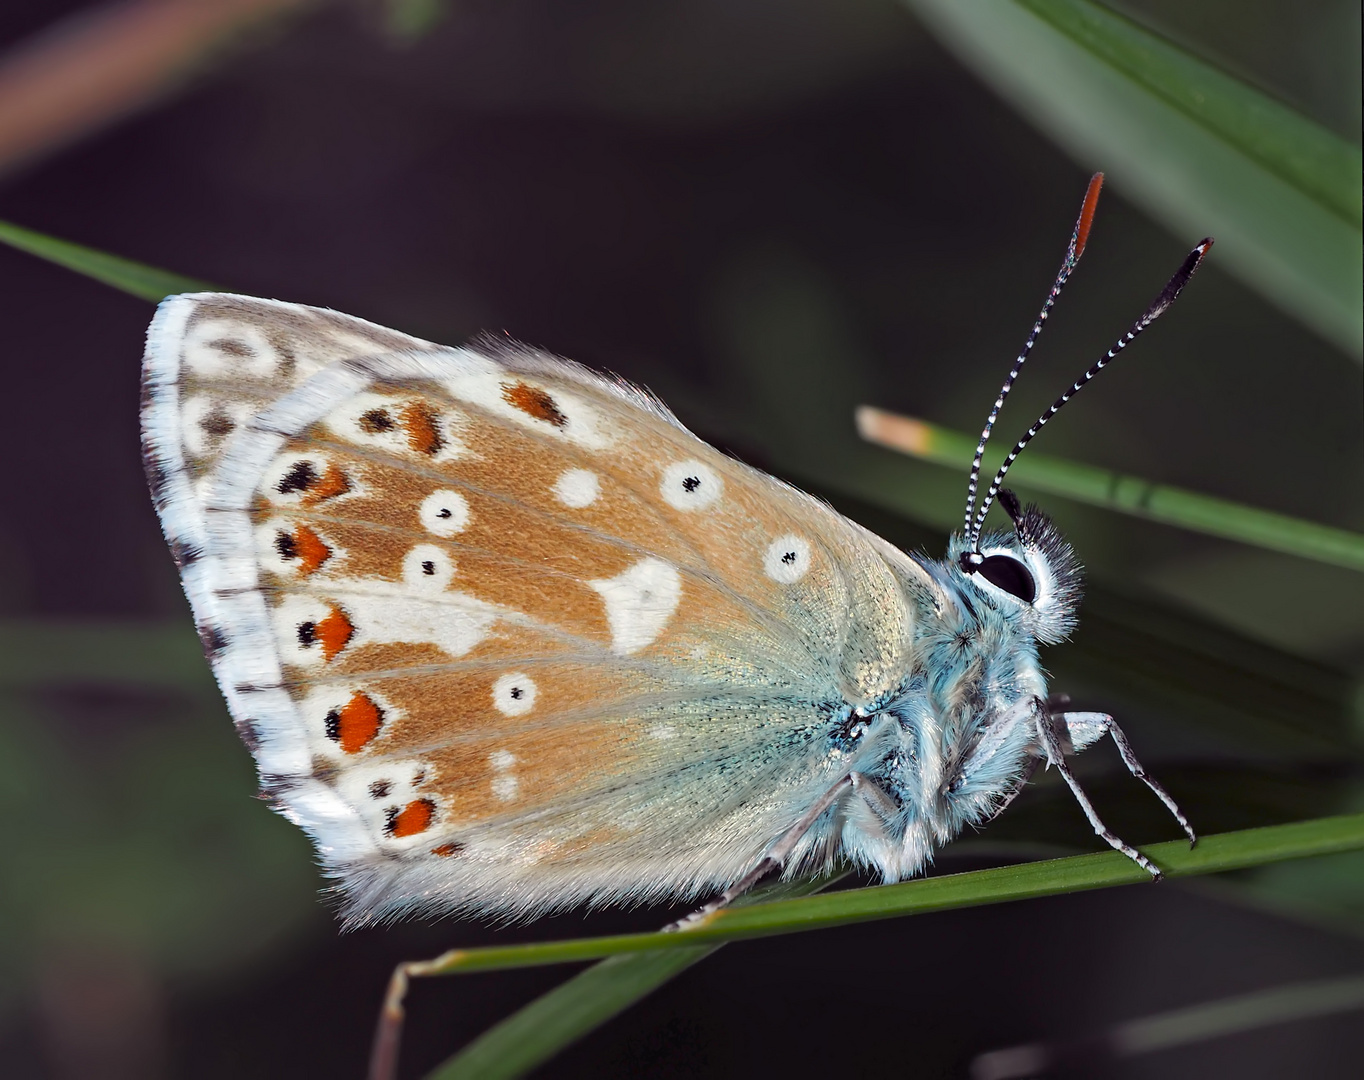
[
  {"x1": 962, "y1": 173, "x2": 1105, "y2": 538},
  {"x1": 963, "y1": 237, "x2": 1214, "y2": 557}
]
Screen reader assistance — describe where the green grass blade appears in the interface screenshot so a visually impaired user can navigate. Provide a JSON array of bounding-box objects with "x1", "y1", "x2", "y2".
[
  {"x1": 422, "y1": 874, "x2": 841, "y2": 1080},
  {"x1": 427, "y1": 948, "x2": 715, "y2": 1080},
  {"x1": 419, "y1": 815, "x2": 1364, "y2": 1079},
  {"x1": 902, "y1": 0, "x2": 1363, "y2": 359},
  {"x1": 0, "y1": 219, "x2": 216, "y2": 301},
  {"x1": 410, "y1": 815, "x2": 1364, "y2": 979},
  {"x1": 857, "y1": 408, "x2": 1364, "y2": 572},
  {"x1": 1015, "y1": 0, "x2": 1361, "y2": 228}
]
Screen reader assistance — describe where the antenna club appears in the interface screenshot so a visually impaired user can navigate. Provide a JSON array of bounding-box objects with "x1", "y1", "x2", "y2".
[{"x1": 1073, "y1": 173, "x2": 1104, "y2": 257}]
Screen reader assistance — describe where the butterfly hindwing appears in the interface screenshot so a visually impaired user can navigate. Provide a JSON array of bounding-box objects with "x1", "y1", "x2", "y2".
[{"x1": 143, "y1": 293, "x2": 925, "y2": 920}]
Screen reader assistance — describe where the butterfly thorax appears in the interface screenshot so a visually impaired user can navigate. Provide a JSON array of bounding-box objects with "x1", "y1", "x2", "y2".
[{"x1": 809, "y1": 523, "x2": 1079, "y2": 883}]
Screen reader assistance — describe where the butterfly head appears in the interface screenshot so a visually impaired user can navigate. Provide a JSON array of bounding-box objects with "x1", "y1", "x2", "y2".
[{"x1": 950, "y1": 489, "x2": 1082, "y2": 645}]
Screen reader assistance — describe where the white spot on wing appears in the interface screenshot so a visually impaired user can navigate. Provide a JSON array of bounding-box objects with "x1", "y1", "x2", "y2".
[
  {"x1": 271, "y1": 595, "x2": 342, "y2": 668},
  {"x1": 260, "y1": 451, "x2": 360, "y2": 507},
  {"x1": 589, "y1": 557, "x2": 682, "y2": 655},
  {"x1": 358, "y1": 594, "x2": 494, "y2": 658},
  {"x1": 255, "y1": 518, "x2": 345, "y2": 578},
  {"x1": 552, "y1": 468, "x2": 600, "y2": 508},
  {"x1": 492, "y1": 673, "x2": 537, "y2": 716},
  {"x1": 332, "y1": 758, "x2": 435, "y2": 845},
  {"x1": 660, "y1": 460, "x2": 722, "y2": 511},
  {"x1": 764, "y1": 534, "x2": 812, "y2": 584},
  {"x1": 322, "y1": 392, "x2": 468, "y2": 460},
  {"x1": 271, "y1": 588, "x2": 496, "y2": 665},
  {"x1": 489, "y1": 749, "x2": 519, "y2": 801},
  {"x1": 181, "y1": 396, "x2": 259, "y2": 457},
  {"x1": 182, "y1": 318, "x2": 280, "y2": 378},
  {"x1": 441, "y1": 370, "x2": 614, "y2": 449},
  {"x1": 403, "y1": 544, "x2": 456, "y2": 591},
  {"x1": 419, "y1": 489, "x2": 470, "y2": 536}
]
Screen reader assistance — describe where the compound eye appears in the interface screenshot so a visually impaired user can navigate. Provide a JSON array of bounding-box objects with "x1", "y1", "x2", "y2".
[{"x1": 976, "y1": 554, "x2": 1036, "y2": 603}]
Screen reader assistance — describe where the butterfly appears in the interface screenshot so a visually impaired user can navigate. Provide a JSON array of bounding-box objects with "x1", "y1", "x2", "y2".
[{"x1": 141, "y1": 175, "x2": 1208, "y2": 930}]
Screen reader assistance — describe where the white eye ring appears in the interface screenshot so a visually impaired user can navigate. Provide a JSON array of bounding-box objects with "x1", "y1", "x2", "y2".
[
  {"x1": 492, "y1": 673, "x2": 537, "y2": 716},
  {"x1": 971, "y1": 547, "x2": 1038, "y2": 605},
  {"x1": 764, "y1": 535, "x2": 812, "y2": 584},
  {"x1": 660, "y1": 460, "x2": 722, "y2": 511},
  {"x1": 419, "y1": 489, "x2": 470, "y2": 536}
]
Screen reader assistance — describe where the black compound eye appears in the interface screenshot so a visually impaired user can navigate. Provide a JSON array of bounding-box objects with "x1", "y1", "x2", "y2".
[{"x1": 976, "y1": 554, "x2": 1037, "y2": 603}]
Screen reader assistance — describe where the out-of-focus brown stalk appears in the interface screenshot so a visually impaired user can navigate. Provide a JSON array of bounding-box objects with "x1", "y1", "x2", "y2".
[{"x1": 0, "y1": 0, "x2": 317, "y2": 177}]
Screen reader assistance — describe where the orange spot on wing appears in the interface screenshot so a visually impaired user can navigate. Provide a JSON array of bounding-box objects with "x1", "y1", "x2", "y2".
[
  {"x1": 291, "y1": 524, "x2": 331, "y2": 574},
  {"x1": 431, "y1": 842, "x2": 464, "y2": 857},
  {"x1": 315, "y1": 606, "x2": 354, "y2": 661},
  {"x1": 388, "y1": 798, "x2": 435, "y2": 837},
  {"x1": 400, "y1": 400, "x2": 445, "y2": 454},
  {"x1": 302, "y1": 463, "x2": 351, "y2": 504},
  {"x1": 327, "y1": 692, "x2": 383, "y2": 753},
  {"x1": 501, "y1": 381, "x2": 567, "y2": 427}
]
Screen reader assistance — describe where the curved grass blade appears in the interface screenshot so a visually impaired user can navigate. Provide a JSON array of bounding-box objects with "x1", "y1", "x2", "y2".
[
  {"x1": 0, "y1": 218, "x2": 215, "y2": 301},
  {"x1": 902, "y1": 0, "x2": 1363, "y2": 359},
  {"x1": 972, "y1": 972, "x2": 1364, "y2": 1078},
  {"x1": 418, "y1": 815, "x2": 1364, "y2": 1079},
  {"x1": 398, "y1": 815, "x2": 1364, "y2": 981},
  {"x1": 426, "y1": 949, "x2": 714, "y2": 1080},
  {"x1": 414, "y1": 874, "x2": 841, "y2": 1080},
  {"x1": 856, "y1": 408, "x2": 1364, "y2": 573}
]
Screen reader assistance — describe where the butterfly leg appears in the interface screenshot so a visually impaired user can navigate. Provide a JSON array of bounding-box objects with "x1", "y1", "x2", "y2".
[
  {"x1": 1056, "y1": 711, "x2": 1197, "y2": 847},
  {"x1": 1032, "y1": 701, "x2": 1164, "y2": 880},
  {"x1": 664, "y1": 771, "x2": 860, "y2": 932}
]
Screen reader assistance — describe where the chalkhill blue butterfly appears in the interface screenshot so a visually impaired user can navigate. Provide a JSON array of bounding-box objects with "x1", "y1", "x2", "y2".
[{"x1": 141, "y1": 174, "x2": 1209, "y2": 938}]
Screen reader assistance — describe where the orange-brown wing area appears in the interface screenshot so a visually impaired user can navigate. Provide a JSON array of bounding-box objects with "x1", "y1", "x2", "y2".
[
  {"x1": 152, "y1": 295, "x2": 919, "y2": 908},
  {"x1": 243, "y1": 374, "x2": 892, "y2": 867}
]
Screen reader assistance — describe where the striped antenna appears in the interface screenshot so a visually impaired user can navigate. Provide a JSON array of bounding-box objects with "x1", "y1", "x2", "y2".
[
  {"x1": 965, "y1": 237, "x2": 1214, "y2": 553},
  {"x1": 961, "y1": 173, "x2": 1105, "y2": 540}
]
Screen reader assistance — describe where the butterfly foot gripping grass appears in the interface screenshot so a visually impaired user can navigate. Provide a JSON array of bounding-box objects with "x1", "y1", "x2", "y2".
[{"x1": 140, "y1": 173, "x2": 1207, "y2": 1074}]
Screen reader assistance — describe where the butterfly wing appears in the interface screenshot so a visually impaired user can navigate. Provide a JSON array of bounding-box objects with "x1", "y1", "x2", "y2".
[{"x1": 142, "y1": 294, "x2": 927, "y2": 922}]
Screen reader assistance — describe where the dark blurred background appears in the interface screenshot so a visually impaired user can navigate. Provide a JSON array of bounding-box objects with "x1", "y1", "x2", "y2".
[{"x1": 0, "y1": 1, "x2": 1360, "y2": 1077}]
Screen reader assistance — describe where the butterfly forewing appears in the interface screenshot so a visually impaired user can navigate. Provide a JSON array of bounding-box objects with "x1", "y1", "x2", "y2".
[{"x1": 143, "y1": 294, "x2": 923, "y2": 920}]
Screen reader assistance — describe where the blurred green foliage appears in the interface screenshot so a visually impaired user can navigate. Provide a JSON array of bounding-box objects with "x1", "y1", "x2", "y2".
[{"x1": 905, "y1": 0, "x2": 1363, "y2": 357}]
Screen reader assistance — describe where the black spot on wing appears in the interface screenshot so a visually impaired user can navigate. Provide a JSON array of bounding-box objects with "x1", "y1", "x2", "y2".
[
  {"x1": 234, "y1": 718, "x2": 262, "y2": 753},
  {"x1": 274, "y1": 530, "x2": 298, "y2": 561},
  {"x1": 170, "y1": 539, "x2": 203, "y2": 569},
  {"x1": 256, "y1": 773, "x2": 298, "y2": 802},
  {"x1": 200, "y1": 410, "x2": 235, "y2": 437},
  {"x1": 142, "y1": 448, "x2": 174, "y2": 507},
  {"x1": 360, "y1": 408, "x2": 394, "y2": 432},
  {"x1": 197, "y1": 623, "x2": 229, "y2": 657},
  {"x1": 278, "y1": 460, "x2": 318, "y2": 494}
]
